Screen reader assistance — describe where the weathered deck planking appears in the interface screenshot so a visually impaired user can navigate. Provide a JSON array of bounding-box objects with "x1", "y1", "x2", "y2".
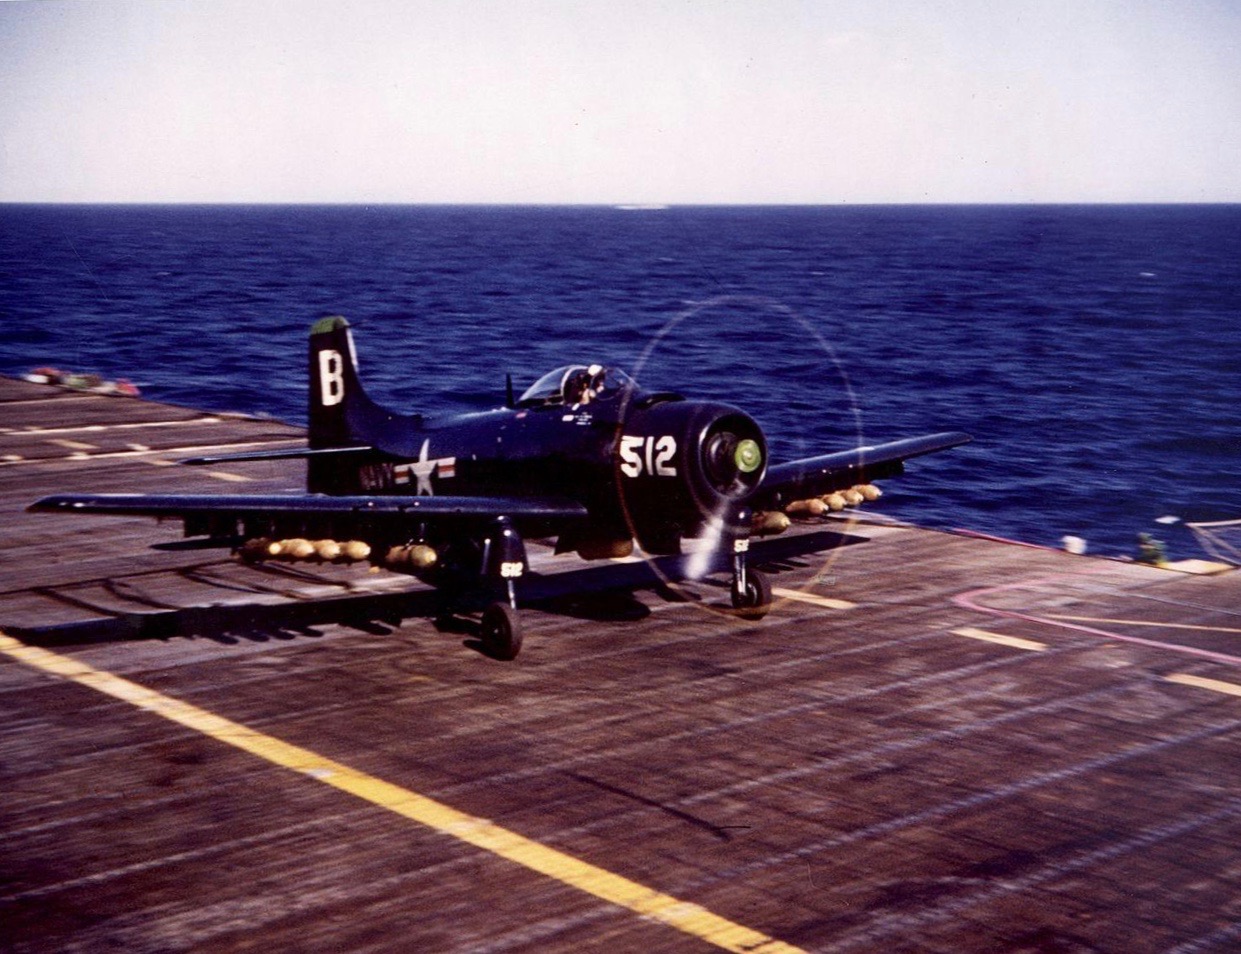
[{"x1": 2, "y1": 376, "x2": 1240, "y2": 953}]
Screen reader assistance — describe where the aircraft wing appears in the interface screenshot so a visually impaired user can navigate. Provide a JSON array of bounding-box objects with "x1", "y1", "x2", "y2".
[
  {"x1": 29, "y1": 492, "x2": 589, "y2": 532},
  {"x1": 754, "y1": 431, "x2": 971, "y2": 509}
]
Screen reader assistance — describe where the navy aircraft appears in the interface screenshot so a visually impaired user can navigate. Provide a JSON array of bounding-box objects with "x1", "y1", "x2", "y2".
[{"x1": 30, "y1": 316, "x2": 970, "y2": 659}]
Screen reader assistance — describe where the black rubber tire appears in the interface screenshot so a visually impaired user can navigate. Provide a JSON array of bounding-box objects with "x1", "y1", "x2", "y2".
[
  {"x1": 731, "y1": 567, "x2": 772, "y2": 620},
  {"x1": 481, "y1": 602, "x2": 523, "y2": 660}
]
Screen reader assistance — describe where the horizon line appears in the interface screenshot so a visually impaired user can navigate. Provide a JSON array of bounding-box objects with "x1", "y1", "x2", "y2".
[{"x1": 3, "y1": 199, "x2": 1240, "y2": 208}]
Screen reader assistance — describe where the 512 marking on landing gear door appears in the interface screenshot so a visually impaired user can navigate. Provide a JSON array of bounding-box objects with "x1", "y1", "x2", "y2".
[{"x1": 619, "y1": 435, "x2": 678, "y2": 478}]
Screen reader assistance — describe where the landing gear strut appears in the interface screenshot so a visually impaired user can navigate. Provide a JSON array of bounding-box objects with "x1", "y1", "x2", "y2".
[
  {"x1": 481, "y1": 601, "x2": 523, "y2": 660},
  {"x1": 479, "y1": 516, "x2": 527, "y2": 660},
  {"x1": 729, "y1": 544, "x2": 772, "y2": 620}
]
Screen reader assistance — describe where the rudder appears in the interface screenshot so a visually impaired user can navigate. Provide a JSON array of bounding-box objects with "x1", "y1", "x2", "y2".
[
  {"x1": 306, "y1": 316, "x2": 393, "y2": 494},
  {"x1": 309, "y1": 315, "x2": 371, "y2": 449}
]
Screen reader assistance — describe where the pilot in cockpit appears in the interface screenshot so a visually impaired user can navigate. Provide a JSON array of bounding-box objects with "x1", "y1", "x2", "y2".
[{"x1": 564, "y1": 364, "x2": 606, "y2": 406}]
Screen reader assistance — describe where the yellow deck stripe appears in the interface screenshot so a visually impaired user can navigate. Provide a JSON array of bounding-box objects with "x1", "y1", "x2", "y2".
[
  {"x1": 1166, "y1": 673, "x2": 1241, "y2": 698},
  {"x1": 0, "y1": 632, "x2": 803, "y2": 954},
  {"x1": 205, "y1": 470, "x2": 254, "y2": 483},
  {"x1": 772, "y1": 587, "x2": 855, "y2": 611},
  {"x1": 952, "y1": 627, "x2": 1047, "y2": 652}
]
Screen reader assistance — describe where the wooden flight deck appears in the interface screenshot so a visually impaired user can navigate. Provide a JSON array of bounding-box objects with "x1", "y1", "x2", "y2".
[{"x1": 2, "y1": 375, "x2": 1240, "y2": 953}]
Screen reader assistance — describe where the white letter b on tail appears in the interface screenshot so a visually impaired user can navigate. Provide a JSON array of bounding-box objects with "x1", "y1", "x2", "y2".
[{"x1": 318, "y1": 349, "x2": 345, "y2": 407}]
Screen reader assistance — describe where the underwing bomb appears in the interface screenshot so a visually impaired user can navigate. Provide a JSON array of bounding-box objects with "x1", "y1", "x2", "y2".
[
  {"x1": 751, "y1": 511, "x2": 791, "y2": 536},
  {"x1": 385, "y1": 543, "x2": 438, "y2": 571},
  {"x1": 822, "y1": 493, "x2": 847, "y2": 511},
  {"x1": 237, "y1": 537, "x2": 273, "y2": 562},
  {"x1": 241, "y1": 537, "x2": 372, "y2": 564},
  {"x1": 791, "y1": 483, "x2": 884, "y2": 516},
  {"x1": 269, "y1": 537, "x2": 316, "y2": 560},
  {"x1": 574, "y1": 537, "x2": 635, "y2": 559}
]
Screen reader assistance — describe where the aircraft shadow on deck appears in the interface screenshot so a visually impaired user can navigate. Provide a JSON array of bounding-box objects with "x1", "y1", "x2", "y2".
[{"x1": 9, "y1": 529, "x2": 867, "y2": 655}]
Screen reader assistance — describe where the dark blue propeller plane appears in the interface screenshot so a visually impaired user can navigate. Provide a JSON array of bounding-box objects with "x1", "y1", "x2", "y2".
[{"x1": 31, "y1": 317, "x2": 970, "y2": 659}]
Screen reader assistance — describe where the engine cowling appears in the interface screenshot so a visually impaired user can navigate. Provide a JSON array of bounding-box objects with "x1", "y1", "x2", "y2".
[{"x1": 616, "y1": 400, "x2": 767, "y2": 553}]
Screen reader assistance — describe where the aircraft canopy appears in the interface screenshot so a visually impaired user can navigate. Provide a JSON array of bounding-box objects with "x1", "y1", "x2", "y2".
[{"x1": 517, "y1": 365, "x2": 636, "y2": 408}]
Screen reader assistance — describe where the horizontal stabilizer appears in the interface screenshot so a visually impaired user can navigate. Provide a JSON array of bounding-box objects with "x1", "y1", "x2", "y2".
[{"x1": 180, "y1": 445, "x2": 378, "y2": 466}]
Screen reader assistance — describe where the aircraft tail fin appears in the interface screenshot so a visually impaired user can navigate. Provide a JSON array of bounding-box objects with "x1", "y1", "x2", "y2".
[{"x1": 307, "y1": 316, "x2": 391, "y2": 492}]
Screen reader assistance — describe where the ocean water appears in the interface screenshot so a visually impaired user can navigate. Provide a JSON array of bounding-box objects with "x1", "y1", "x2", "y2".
[{"x1": 2, "y1": 204, "x2": 1239, "y2": 560}]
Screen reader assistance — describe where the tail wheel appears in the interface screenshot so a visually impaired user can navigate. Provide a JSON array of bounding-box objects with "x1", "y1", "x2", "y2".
[
  {"x1": 731, "y1": 568, "x2": 772, "y2": 621},
  {"x1": 481, "y1": 602, "x2": 523, "y2": 660}
]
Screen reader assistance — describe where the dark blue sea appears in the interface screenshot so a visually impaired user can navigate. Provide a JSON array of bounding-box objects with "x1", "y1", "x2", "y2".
[{"x1": 2, "y1": 204, "x2": 1239, "y2": 560}]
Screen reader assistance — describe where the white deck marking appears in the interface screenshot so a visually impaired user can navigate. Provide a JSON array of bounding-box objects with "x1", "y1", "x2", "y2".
[
  {"x1": 1, "y1": 417, "x2": 225, "y2": 436},
  {"x1": 0, "y1": 439, "x2": 304, "y2": 468},
  {"x1": 1047, "y1": 614, "x2": 1241, "y2": 636}
]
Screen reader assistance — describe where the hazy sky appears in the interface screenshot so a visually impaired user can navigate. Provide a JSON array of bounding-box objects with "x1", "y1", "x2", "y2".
[{"x1": 2, "y1": 0, "x2": 1238, "y2": 203}]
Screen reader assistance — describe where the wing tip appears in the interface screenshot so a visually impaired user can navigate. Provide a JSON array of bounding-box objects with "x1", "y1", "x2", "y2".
[{"x1": 28, "y1": 494, "x2": 80, "y2": 513}]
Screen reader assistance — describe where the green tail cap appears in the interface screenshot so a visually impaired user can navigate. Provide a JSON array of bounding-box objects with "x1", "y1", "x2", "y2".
[{"x1": 310, "y1": 315, "x2": 350, "y2": 336}]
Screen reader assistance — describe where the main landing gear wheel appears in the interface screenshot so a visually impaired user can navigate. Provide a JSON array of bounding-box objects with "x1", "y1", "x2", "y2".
[
  {"x1": 731, "y1": 567, "x2": 772, "y2": 620},
  {"x1": 481, "y1": 602, "x2": 523, "y2": 660}
]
